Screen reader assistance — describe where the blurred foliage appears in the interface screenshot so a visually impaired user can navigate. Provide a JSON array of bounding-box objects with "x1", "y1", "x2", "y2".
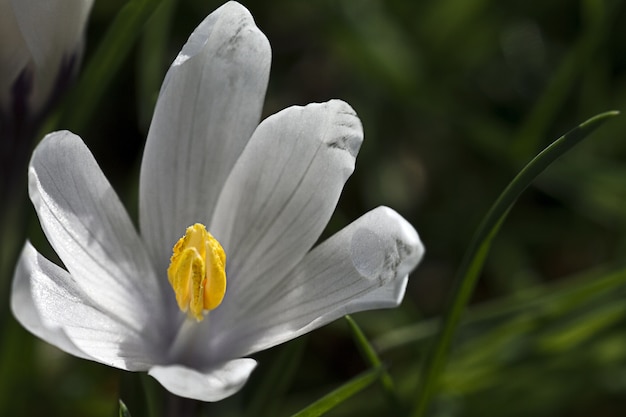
[{"x1": 2, "y1": 0, "x2": 626, "y2": 416}]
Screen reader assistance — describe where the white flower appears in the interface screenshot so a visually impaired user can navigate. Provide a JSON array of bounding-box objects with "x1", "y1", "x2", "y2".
[
  {"x1": 11, "y1": 1, "x2": 424, "y2": 402},
  {"x1": 0, "y1": 0, "x2": 93, "y2": 118}
]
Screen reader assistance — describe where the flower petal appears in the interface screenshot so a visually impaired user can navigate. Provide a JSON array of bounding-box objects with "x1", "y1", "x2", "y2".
[
  {"x1": 0, "y1": 0, "x2": 29, "y2": 110},
  {"x1": 212, "y1": 207, "x2": 423, "y2": 358},
  {"x1": 139, "y1": 1, "x2": 270, "y2": 273},
  {"x1": 341, "y1": 272, "x2": 409, "y2": 312},
  {"x1": 11, "y1": 242, "x2": 92, "y2": 361},
  {"x1": 210, "y1": 100, "x2": 363, "y2": 306},
  {"x1": 11, "y1": 242, "x2": 160, "y2": 371},
  {"x1": 28, "y1": 131, "x2": 167, "y2": 334},
  {"x1": 148, "y1": 359, "x2": 257, "y2": 402},
  {"x1": 10, "y1": 0, "x2": 93, "y2": 109}
]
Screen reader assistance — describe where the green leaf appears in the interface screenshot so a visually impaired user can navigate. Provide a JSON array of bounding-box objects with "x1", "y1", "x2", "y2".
[
  {"x1": 119, "y1": 399, "x2": 132, "y2": 417},
  {"x1": 411, "y1": 110, "x2": 619, "y2": 417},
  {"x1": 290, "y1": 367, "x2": 382, "y2": 417}
]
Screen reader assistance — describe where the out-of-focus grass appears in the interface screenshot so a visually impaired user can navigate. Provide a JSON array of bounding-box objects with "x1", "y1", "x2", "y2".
[{"x1": 2, "y1": 0, "x2": 626, "y2": 416}]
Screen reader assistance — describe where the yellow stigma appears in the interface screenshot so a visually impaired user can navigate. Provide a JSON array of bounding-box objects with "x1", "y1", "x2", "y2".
[{"x1": 167, "y1": 223, "x2": 226, "y2": 321}]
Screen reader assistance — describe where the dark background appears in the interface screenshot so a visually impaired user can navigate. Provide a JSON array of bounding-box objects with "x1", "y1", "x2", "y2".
[{"x1": 2, "y1": 0, "x2": 626, "y2": 415}]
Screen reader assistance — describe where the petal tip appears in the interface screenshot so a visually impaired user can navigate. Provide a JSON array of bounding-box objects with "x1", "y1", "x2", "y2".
[
  {"x1": 325, "y1": 100, "x2": 363, "y2": 158},
  {"x1": 350, "y1": 207, "x2": 424, "y2": 285},
  {"x1": 381, "y1": 206, "x2": 425, "y2": 276},
  {"x1": 149, "y1": 359, "x2": 257, "y2": 402},
  {"x1": 172, "y1": 0, "x2": 269, "y2": 68}
]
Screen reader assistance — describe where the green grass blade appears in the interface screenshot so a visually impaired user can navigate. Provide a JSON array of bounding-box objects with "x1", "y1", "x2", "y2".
[
  {"x1": 375, "y1": 264, "x2": 626, "y2": 352},
  {"x1": 60, "y1": 0, "x2": 164, "y2": 132},
  {"x1": 119, "y1": 400, "x2": 132, "y2": 417},
  {"x1": 536, "y1": 302, "x2": 626, "y2": 353},
  {"x1": 345, "y1": 315, "x2": 396, "y2": 400},
  {"x1": 290, "y1": 367, "x2": 382, "y2": 417},
  {"x1": 411, "y1": 110, "x2": 619, "y2": 417}
]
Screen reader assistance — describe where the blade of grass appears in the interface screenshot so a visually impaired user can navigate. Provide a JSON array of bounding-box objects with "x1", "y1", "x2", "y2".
[
  {"x1": 59, "y1": 0, "x2": 164, "y2": 132},
  {"x1": 375, "y1": 263, "x2": 626, "y2": 352},
  {"x1": 119, "y1": 400, "x2": 132, "y2": 417},
  {"x1": 290, "y1": 367, "x2": 382, "y2": 417},
  {"x1": 411, "y1": 110, "x2": 619, "y2": 417},
  {"x1": 119, "y1": 372, "x2": 161, "y2": 417},
  {"x1": 535, "y1": 302, "x2": 626, "y2": 353},
  {"x1": 345, "y1": 315, "x2": 397, "y2": 403}
]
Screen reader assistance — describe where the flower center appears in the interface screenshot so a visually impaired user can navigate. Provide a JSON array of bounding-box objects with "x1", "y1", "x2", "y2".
[{"x1": 167, "y1": 223, "x2": 227, "y2": 321}]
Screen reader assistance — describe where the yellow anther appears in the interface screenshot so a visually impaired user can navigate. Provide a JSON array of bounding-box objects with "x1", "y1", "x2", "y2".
[{"x1": 167, "y1": 223, "x2": 226, "y2": 321}]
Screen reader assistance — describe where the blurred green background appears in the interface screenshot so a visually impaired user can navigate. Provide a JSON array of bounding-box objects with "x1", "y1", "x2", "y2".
[{"x1": 2, "y1": 0, "x2": 626, "y2": 415}]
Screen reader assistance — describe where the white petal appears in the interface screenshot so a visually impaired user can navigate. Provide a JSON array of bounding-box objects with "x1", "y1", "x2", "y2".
[
  {"x1": 342, "y1": 273, "x2": 409, "y2": 312},
  {"x1": 11, "y1": 242, "x2": 92, "y2": 361},
  {"x1": 148, "y1": 359, "x2": 257, "y2": 402},
  {"x1": 12, "y1": 0, "x2": 93, "y2": 109},
  {"x1": 11, "y1": 0, "x2": 92, "y2": 67},
  {"x1": 0, "y1": 0, "x2": 29, "y2": 110},
  {"x1": 210, "y1": 100, "x2": 363, "y2": 306},
  {"x1": 10, "y1": 0, "x2": 93, "y2": 109},
  {"x1": 140, "y1": 1, "x2": 270, "y2": 273},
  {"x1": 11, "y1": 242, "x2": 160, "y2": 371},
  {"x1": 212, "y1": 207, "x2": 423, "y2": 358},
  {"x1": 28, "y1": 131, "x2": 167, "y2": 333}
]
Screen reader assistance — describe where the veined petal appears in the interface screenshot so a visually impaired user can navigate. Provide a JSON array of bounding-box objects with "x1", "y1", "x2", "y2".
[
  {"x1": 140, "y1": 1, "x2": 270, "y2": 273},
  {"x1": 12, "y1": 242, "x2": 93, "y2": 361},
  {"x1": 212, "y1": 207, "x2": 423, "y2": 358},
  {"x1": 210, "y1": 100, "x2": 363, "y2": 305},
  {"x1": 0, "y1": 0, "x2": 29, "y2": 110},
  {"x1": 11, "y1": 242, "x2": 160, "y2": 371},
  {"x1": 28, "y1": 131, "x2": 166, "y2": 333},
  {"x1": 342, "y1": 273, "x2": 409, "y2": 312},
  {"x1": 10, "y1": 0, "x2": 93, "y2": 110},
  {"x1": 148, "y1": 359, "x2": 257, "y2": 402}
]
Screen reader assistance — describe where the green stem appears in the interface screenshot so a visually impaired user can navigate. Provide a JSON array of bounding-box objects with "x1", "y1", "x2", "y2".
[{"x1": 411, "y1": 110, "x2": 618, "y2": 417}]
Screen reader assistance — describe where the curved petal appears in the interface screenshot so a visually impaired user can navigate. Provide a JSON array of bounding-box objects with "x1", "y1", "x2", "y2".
[
  {"x1": 342, "y1": 272, "x2": 409, "y2": 312},
  {"x1": 140, "y1": 1, "x2": 271, "y2": 274},
  {"x1": 10, "y1": 0, "x2": 93, "y2": 109},
  {"x1": 11, "y1": 242, "x2": 93, "y2": 361},
  {"x1": 210, "y1": 100, "x2": 363, "y2": 306},
  {"x1": 0, "y1": 0, "x2": 29, "y2": 110},
  {"x1": 28, "y1": 131, "x2": 167, "y2": 335},
  {"x1": 148, "y1": 359, "x2": 257, "y2": 402},
  {"x1": 11, "y1": 242, "x2": 160, "y2": 371},
  {"x1": 212, "y1": 207, "x2": 423, "y2": 359}
]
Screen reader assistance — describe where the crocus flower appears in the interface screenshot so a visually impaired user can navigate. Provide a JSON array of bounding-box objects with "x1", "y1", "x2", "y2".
[
  {"x1": 11, "y1": 1, "x2": 424, "y2": 402},
  {"x1": 0, "y1": 0, "x2": 93, "y2": 202},
  {"x1": 0, "y1": 0, "x2": 93, "y2": 123}
]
